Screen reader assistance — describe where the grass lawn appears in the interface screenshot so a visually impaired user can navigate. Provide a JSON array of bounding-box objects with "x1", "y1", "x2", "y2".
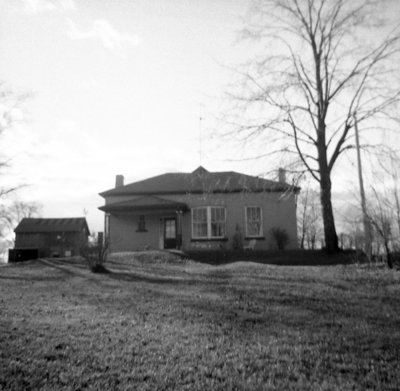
[{"x1": 1, "y1": 252, "x2": 399, "y2": 390}]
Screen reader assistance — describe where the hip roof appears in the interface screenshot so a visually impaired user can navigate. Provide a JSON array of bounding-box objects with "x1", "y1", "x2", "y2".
[{"x1": 100, "y1": 166, "x2": 299, "y2": 197}]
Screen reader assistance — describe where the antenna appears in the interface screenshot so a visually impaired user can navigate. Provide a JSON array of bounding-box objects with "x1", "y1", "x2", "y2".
[{"x1": 198, "y1": 105, "x2": 204, "y2": 166}]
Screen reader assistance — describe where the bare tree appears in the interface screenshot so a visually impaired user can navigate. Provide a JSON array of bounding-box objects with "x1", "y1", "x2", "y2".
[
  {"x1": 0, "y1": 81, "x2": 34, "y2": 261},
  {"x1": 339, "y1": 202, "x2": 363, "y2": 250},
  {"x1": 0, "y1": 201, "x2": 42, "y2": 232},
  {"x1": 227, "y1": 0, "x2": 400, "y2": 252},
  {"x1": 1, "y1": 83, "x2": 22, "y2": 129},
  {"x1": 377, "y1": 151, "x2": 400, "y2": 241},
  {"x1": 297, "y1": 182, "x2": 322, "y2": 249},
  {"x1": 369, "y1": 187, "x2": 394, "y2": 268},
  {"x1": 298, "y1": 184, "x2": 310, "y2": 249},
  {"x1": 0, "y1": 200, "x2": 42, "y2": 260},
  {"x1": 365, "y1": 151, "x2": 400, "y2": 267},
  {"x1": 0, "y1": 81, "x2": 30, "y2": 197}
]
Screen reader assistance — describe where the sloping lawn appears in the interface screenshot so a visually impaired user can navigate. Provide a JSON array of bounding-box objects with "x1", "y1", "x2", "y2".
[{"x1": 1, "y1": 253, "x2": 399, "y2": 390}]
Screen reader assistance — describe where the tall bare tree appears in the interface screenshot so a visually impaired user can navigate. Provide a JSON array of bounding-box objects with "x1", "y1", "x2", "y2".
[
  {"x1": 369, "y1": 187, "x2": 395, "y2": 268},
  {"x1": 0, "y1": 81, "x2": 29, "y2": 197},
  {"x1": 0, "y1": 201, "x2": 42, "y2": 241},
  {"x1": 377, "y1": 151, "x2": 400, "y2": 240},
  {"x1": 228, "y1": 0, "x2": 400, "y2": 252},
  {"x1": 365, "y1": 150, "x2": 400, "y2": 267},
  {"x1": 0, "y1": 200, "x2": 42, "y2": 261},
  {"x1": 297, "y1": 183, "x2": 322, "y2": 249},
  {"x1": 0, "y1": 81, "x2": 33, "y2": 261}
]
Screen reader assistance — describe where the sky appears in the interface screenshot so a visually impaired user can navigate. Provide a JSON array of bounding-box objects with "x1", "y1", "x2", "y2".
[
  {"x1": 0, "y1": 0, "x2": 253, "y2": 233},
  {"x1": 1, "y1": 0, "x2": 399, "y2": 237}
]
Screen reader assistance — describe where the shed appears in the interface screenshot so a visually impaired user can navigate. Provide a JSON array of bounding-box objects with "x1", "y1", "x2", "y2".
[{"x1": 14, "y1": 217, "x2": 90, "y2": 258}]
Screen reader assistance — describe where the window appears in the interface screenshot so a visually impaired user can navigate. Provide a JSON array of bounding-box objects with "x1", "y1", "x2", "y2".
[
  {"x1": 211, "y1": 207, "x2": 225, "y2": 238},
  {"x1": 192, "y1": 208, "x2": 208, "y2": 238},
  {"x1": 164, "y1": 219, "x2": 176, "y2": 239},
  {"x1": 192, "y1": 206, "x2": 226, "y2": 239},
  {"x1": 246, "y1": 206, "x2": 262, "y2": 237},
  {"x1": 137, "y1": 215, "x2": 147, "y2": 232}
]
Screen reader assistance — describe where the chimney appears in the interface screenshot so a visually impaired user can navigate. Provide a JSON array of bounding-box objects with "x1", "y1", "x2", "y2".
[
  {"x1": 278, "y1": 168, "x2": 286, "y2": 184},
  {"x1": 115, "y1": 175, "x2": 124, "y2": 188}
]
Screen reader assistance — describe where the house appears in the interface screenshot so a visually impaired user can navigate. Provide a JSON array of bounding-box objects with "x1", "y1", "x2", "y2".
[
  {"x1": 13, "y1": 217, "x2": 90, "y2": 258},
  {"x1": 99, "y1": 166, "x2": 299, "y2": 252}
]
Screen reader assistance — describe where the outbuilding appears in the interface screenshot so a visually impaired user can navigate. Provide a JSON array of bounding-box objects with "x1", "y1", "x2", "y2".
[{"x1": 13, "y1": 217, "x2": 90, "y2": 259}]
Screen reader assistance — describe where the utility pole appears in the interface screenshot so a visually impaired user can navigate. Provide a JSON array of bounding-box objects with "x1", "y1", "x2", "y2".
[{"x1": 354, "y1": 112, "x2": 372, "y2": 261}]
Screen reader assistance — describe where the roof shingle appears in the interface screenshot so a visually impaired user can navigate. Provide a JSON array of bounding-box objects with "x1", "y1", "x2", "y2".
[
  {"x1": 99, "y1": 196, "x2": 189, "y2": 213},
  {"x1": 14, "y1": 218, "x2": 90, "y2": 234},
  {"x1": 100, "y1": 166, "x2": 298, "y2": 197}
]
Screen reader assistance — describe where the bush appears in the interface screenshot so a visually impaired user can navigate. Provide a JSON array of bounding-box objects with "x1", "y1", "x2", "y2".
[
  {"x1": 81, "y1": 241, "x2": 109, "y2": 273},
  {"x1": 232, "y1": 224, "x2": 243, "y2": 250},
  {"x1": 271, "y1": 227, "x2": 289, "y2": 250}
]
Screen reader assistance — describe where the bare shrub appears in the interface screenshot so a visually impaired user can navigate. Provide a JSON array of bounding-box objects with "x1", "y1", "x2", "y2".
[
  {"x1": 81, "y1": 237, "x2": 109, "y2": 273},
  {"x1": 271, "y1": 228, "x2": 289, "y2": 251},
  {"x1": 232, "y1": 224, "x2": 243, "y2": 250}
]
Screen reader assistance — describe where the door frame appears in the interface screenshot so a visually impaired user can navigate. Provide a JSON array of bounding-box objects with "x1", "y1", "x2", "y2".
[
  {"x1": 159, "y1": 216, "x2": 177, "y2": 249},
  {"x1": 164, "y1": 217, "x2": 177, "y2": 249}
]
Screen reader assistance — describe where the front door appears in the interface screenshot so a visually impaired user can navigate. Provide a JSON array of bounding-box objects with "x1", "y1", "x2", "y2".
[{"x1": 164, "y1": 218, "x2": 177, "y2": 249}]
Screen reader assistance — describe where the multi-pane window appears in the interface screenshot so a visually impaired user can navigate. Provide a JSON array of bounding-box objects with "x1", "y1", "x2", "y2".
[
  {"x1": 211, "y1": 207, "x2": 226, "y2": 238},
  {"x1": 164, "y1": 219, "x2": 176, "y2": 239},
  {"x1": 246, "y1": 206, "x2": 262, "y2": 237},
  {"x1": 192, "y1": 208, "x2": 208, "y2": 238},
  {"x1": 192, "y1": 207, "x2": 226, "y2": 239}
]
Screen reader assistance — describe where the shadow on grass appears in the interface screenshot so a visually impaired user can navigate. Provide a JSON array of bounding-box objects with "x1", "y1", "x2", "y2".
[
  {"x1": 0, "y1": 259, "x2": 79, "y2": 282},
  {"x1": 0, "y1": 274, "x2": 47, "y2": 281},
  {"x1": 105, "y1": 270, "x2": 203, "y2": 286},
  {"x1": 0, "y1": 258, "x2": 107, "y2": 282},
  {"x1": 161, "y1": 282, "x2": 363, "y2": 336},
  {"x1": 186, "y1": 249, "x2": 367, "y2": 266},
  {"x1": 0, "y1": 257, "x2": 227, "y2": 287}
]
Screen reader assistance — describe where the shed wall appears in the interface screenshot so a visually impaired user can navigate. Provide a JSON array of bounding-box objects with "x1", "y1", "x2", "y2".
[{"x1": 15, "y1": 231, "x2": 88, "y2": 256}]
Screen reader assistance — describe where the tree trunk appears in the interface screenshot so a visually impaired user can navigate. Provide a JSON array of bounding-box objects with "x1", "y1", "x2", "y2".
[
  {"x1": 317, "y1": 129, "x2": 339, "y2": 253},
  {"x1": 387, "y1": 254, "x2": 393, "y2": 269},
  {"x1": 311, "y1": 234, "x2": 316, "y2": 250},
  {"x1": 300, "y1": 214, "x2": 306, "y2": 249},
  {"x1": 300, "y1": 232, "x2": 305, "y2": 249},
  {"x1": 320, "y1": 180, "x2": 339, "y2": 253},
  {"x1": 384, "y1": 241, "x2": 393, "y2": 269}
]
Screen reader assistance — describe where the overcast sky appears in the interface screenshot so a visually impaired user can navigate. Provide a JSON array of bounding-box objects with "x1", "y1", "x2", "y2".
[
  {"x1": 1, "y1": 0, "x2": 398, "y2": 235},
  {"x1": 0, "y1": 0, "x2": 254, "y2": 233}
]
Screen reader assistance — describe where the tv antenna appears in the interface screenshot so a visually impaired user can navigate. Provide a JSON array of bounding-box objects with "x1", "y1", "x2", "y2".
[{"x1": 198, "y1": 104, "x2": 204, "y2": 166}]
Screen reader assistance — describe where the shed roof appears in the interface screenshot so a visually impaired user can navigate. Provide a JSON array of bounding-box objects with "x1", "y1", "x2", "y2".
[
  {"x1": 14, "y1": 218, "x2": 90, "y2": 234},
  {"x1": 100, "y1": 166, "x2": 299, "y2": 197}
]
